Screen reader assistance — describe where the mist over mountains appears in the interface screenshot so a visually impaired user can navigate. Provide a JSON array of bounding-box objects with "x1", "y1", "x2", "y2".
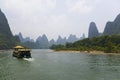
[
  {"x1": 18, "y1": 13, "x2": 120, "y2": 49},
  {"x1": 0, "y1": 9, "x2": 120, "y2": 49},
  {"x1": 18, "y1": 32, "x2": 85, "y2": 49}
]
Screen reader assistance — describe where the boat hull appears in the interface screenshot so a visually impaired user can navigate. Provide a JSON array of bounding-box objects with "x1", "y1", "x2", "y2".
[{"x1": 13, "y1": 51, "x2": 32, "y2": 58}]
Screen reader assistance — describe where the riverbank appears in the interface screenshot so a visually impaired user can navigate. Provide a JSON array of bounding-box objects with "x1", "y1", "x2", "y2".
[{"x1": 55, "y1": 50, "x2": 120, "y2": 55}]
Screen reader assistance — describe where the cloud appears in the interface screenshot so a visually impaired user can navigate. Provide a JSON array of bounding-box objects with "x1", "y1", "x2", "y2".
[
  {"x1": 45, "y1": 15, "x2": 67, "y2": 28},
  {"x1": 65, "y1": 0, "x2": 93, "y2": 14},
  {"x1": 34, "y1": 14, "x2": 72, "y2": 40},
  {"x1": 0, "y1": 0, "x2": 57, "y2": 39},
  {"x1": 0, "y1": 0, "x2": 120, "y2": 40},
  {"x1": 3, "y1": 0, "x2": 56, "y2": 16}
]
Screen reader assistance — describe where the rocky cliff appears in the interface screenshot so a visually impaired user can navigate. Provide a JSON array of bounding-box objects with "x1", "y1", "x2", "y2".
[
  {"x1": 103, "y1": 14, "x2": 120, "y2": 35},
  {"x1": 0, "y1": 9, "x2": 13, "y2": 37},
  {"x1": 88, "y1": 22, "x2": 99, "y2": 38},
  {"x1": 0, "y1": 9, "x2": 19, "y2": 49},
  {"x1": 36, "y1": 34, "x2": 49, "y2": 49}
]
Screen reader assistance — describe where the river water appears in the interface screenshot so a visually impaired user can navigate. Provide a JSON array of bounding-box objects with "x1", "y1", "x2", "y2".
[{"x1": 0, "y1": 49, "x2": 120, "y2": 80}]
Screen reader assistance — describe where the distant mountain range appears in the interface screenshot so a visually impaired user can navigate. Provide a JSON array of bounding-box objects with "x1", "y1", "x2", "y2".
[
  {"x1": 1, "y1": 9, "x2": 120, "y2": 49},
  {"x1": 19, "y1": 13, "x2": 120, "y2": 48},
  {"x1": 19, "y1": 32, "x2": 34, "y2": 43},
  {"x1": 18, "y1": 33, "x2": 85, "y2": 49}
]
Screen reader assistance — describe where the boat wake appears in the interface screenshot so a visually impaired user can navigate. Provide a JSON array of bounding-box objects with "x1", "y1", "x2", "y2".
[{"x1": 23, "y1": 58, "x2": 35, "y2": 61}]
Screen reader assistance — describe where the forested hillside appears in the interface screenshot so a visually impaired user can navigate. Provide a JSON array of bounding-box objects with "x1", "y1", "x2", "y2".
[
  {"x1": 0, "y1": 10, "x2": 19, "y2": 49},
  {"x1": 51, "y1": 35, "x2": 120, "y2": 53}
]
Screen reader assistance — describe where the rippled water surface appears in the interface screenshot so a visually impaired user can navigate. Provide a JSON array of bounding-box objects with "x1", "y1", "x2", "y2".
[{"x1": 0, "y1": 49, "x2": 120, "y2": 80}]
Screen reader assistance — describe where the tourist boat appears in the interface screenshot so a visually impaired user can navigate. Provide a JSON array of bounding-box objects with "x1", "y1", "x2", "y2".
[{"x1": 13, "y1": 45, "x2": 32, "y2": 58}]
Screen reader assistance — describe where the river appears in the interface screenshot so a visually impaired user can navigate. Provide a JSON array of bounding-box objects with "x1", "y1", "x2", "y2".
[{"x1": 0, "y1": 49, "x2": 120, "y2": 80}]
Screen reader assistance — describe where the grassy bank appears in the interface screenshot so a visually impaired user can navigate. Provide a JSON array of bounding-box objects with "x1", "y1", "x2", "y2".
[{"x1": 51, "y1": 35, "x2": 120, "y2": 54}]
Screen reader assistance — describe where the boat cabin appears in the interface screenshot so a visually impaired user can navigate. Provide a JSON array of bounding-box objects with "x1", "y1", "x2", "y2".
[{"x1": 13, "y1": 46, "x2": 32, "y2": 58}]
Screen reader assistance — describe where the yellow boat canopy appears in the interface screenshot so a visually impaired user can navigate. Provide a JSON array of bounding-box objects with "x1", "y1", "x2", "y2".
[{"x1": 14, "y1": 46, "x2": 24, "y2": 49}]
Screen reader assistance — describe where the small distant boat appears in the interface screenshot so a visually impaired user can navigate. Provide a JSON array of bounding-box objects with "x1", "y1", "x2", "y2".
[{"x1": 13, "y1": 45, "x2": 32, "y2": 58}]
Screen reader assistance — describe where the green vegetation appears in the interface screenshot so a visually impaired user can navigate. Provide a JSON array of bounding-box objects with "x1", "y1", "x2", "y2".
[
  {"x1": 50, "y1": 35, "x2": 120, "y2": 53},
  {"x1": 0, "y1": 10, "x2": 20, "y2": 50},
  {"x1": 0, "y1": 34, "x2": 20, "y2": 49}
]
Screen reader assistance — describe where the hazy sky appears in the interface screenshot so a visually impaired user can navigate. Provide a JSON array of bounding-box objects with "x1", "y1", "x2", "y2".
[{"x1": 0, "y1": 0, "x2": 120, "y2": 40}]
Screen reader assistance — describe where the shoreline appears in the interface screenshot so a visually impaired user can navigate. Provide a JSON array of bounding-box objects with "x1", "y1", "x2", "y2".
[{"x1": 55, "y1": 50, "x2": 120, "y2": 55}]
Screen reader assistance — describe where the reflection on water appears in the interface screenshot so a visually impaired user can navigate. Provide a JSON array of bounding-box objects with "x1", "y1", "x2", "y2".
[{"x1": 0, "y1": 50, "x2": 120, "y2": 80}]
